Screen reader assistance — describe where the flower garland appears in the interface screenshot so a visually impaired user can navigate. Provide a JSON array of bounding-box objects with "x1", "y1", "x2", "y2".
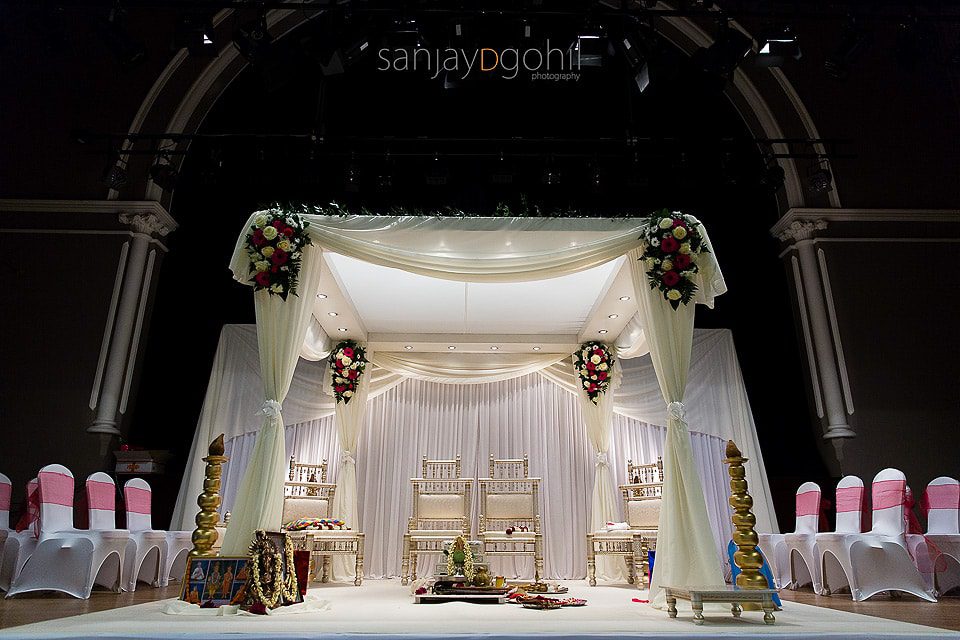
[
  {"x1": 248, "y1": 530, "x2": 299, "y2": 609},
  {"x1": 574, "y1": 341, "x2": 615, "y2": 405},
  {"x1": 638, "y1": 209, "x2": 710, "y2": 309},
  {"x1": 444, "y1": 535, "x2": 475, "y2": 581},
  {"x1": 330, "y1": 340, "x2": 367, "y2": 404},
  {"x1": 244, "y1": 210, "x2": 312, "y2": 300}
]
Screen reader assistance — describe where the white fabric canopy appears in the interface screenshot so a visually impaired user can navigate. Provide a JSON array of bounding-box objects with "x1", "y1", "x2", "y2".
[
  {"x1": 218, "y1": 372, "x2": 736, "y2": 580},
  {"x1": 370, "y1": 351, "x2": 569, "y2": 384}
]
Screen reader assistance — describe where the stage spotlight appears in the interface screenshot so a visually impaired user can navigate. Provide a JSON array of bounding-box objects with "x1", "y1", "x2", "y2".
[
  {"x1": 320, "y1": 36, "x2": 372, "y2": 76},
  {"x1": 101, "y1": 157, "x2": 128, "y2": 190},
  {"x1": 149, "y1": 154, "x2": 178, "y2": 192},
  {"x1": 825, "y1": 18, "x2": 870, "y2": 80},
  {"x1": 755, "y1": 26, "x2": 800, "y2": 67},
  {"x1": 173, "y1": 13, "x2": 216, "y2": 56},
  {"x1": 233, "y1": 12, "x2": 272, "y2": 62},
  {"x1": 693, "y1": 21, "x2": 752, "y2": 82},
  {"x1": 384, "y1": 17, "x2": 425, "y2": 49},
  {"x1": 759, "y1": 160, "x2": 786, "y2": 194},
  {"x1": 570, "y1": 25, "x2": 606, "y2": 68},
  {"x1": 807, "y1": 161, "x2": 833, "y2": 195},
  {"x1": 617, "y1": 31, "x2": 653, "y2": 92}
]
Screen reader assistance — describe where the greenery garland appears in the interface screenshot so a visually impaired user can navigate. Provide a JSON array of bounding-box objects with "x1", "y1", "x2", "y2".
[{"x1": 248, "y1": 530, "x2": 299, "y2": 609}]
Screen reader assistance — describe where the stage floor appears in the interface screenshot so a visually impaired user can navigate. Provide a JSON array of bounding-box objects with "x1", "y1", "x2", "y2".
[{"x1": 1, "y1": 580, "x2": 957, "y2": 640}]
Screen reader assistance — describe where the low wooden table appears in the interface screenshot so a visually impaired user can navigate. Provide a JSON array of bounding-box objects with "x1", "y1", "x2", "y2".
[
  {"x1": 287, "y1": 530, "x2": 365, "y2": 586},
  {"x1": 664, "y1": 585, "x2": 778, "y2": 625}
]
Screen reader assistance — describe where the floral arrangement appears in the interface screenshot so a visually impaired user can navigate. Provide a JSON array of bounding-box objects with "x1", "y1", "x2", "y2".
[
  {"x1": 330, "y1": 340, "x2": 367, "y2": 404},
  {"x1": 638, "y1": 209, "x2": 709, "y2": 309},
  {"x1": 244, "y1": 210, "x2": 312, "y2": 300},
  {"x1": 574, "y1": 341, "x2": 615, "y2": 405},
  {"x1": 444, "y1": 535, "x2": 475, "y2": 581}
]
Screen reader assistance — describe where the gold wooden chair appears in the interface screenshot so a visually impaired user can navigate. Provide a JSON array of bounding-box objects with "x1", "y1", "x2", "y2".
[
  {"x1": 489, "y1": 454, "x2": 529, "y2": 479},
  {"x1": 478, "y1": 474, "x2": 543, "y2": 581},
  {"x1": 281, "y1": 455, "x2": 364, "y2": 586},
  {"x1": 401, "y1": 457, "x2": 473, "y2": 585},
  {"x1": 587, "y1": 457, "x2": 664, "y2": 588}
]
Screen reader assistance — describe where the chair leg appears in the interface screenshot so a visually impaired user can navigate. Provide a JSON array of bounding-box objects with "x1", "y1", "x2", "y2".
[
  {"x1": 534, "y1": 535, "x2": 544, "y2": 582},
  {"x1": 626, "y1": 555, "x2": 635, "y2": 585},
  {"x1": 587, "y1": 546, "x2": 597, "y2": 587},
  {"x1": 411, "y1": 550, "x2": 419, "y2": 582},
  {"x1": 321, "y1": 556, "x2": 331, "y2": 583},
  {"x1": 354, "y1": 537, "x2": 364, "y2": 586},
  {"x1": 401, "y1": 535, "x2": 410, "y2": 586},
  {"x1": 639, "y1": 538, "x2": 650, "y2": 589}
]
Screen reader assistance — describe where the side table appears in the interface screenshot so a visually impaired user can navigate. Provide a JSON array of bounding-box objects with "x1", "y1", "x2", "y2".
[{"x1": 664, "y1": 585, "x2": 778, "y2": 625}]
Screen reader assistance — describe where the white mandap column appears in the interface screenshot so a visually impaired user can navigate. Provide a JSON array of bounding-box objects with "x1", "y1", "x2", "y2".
[
  {"x1": 89, "y1": 211, "x2": 175, "y2": 445},
  {"x1": 775, "y1": 218, "x2": 855, "y2": 460}
]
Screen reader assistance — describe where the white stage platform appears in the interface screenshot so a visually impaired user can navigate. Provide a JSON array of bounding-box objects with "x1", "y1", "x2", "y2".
[{"x1": 2, "y1": 580, "x2": 957, "y2": 640}]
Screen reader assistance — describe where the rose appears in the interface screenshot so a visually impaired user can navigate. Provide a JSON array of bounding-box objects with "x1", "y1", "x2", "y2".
[
  {"x1": 658, "y1": 217, "x2": 672, "y2": 229},
  {"x1": 598, "y1": 371, "x2": 607, "y2": 380},
  {"x1": 283, "y1": 227, "x2": 295, "y2": 237},
  {"x1": 335, "y1": 385, "x2": 346, "y2": 393},
  {"x1": 673, "y1": 226, "x2": 688, "y2": 240},
  {"x1": 342, "y1": 347, "x2": 354, "y2": 358},
  {"x1": 679, "y1": 243, "x2": 691, "y2": 255},
  {"x1": 253, "y1": 213, "x2": 269, "y2": 228},
  {"x1": 586, "y1": 360, "x2": 595, "y2": 370},
  {"x1": 342, "y1": 357, "x2": 352, "y2": 366},
  {"x1": 667, "y1": 289, "x2": 682, "y2": 301},
  {"x1": 255, "y1": 272, "x2": 271, "y2": 286},
  {"x1": 344, "y1": 390, "x2": 353, "y2": 397},
  {"x1": 252, "y1": 229, "x2": 266, "y2": 246},
  {"x1": 583, "y1": 380, "x2": 591, "y2": 389},
  {"x1": 661, "y1": 236, "x2": 679, "y2": 253},
  {"x1": 272, "y1": 249, "x2": 288, "y2": 265},
  {"x1": 674, "y1": 253, "x2": 691, "y2": 269},
  {"x1": 277, "y1": 239, "x2": 291, "y2": 252},
  {"x1": 261, "y1": 246, "x2": 275, "y2": 257},
  {"x1": 661, "y1": 260, "x2": 673, "y2": 271},
  {"x1": 662, "y1": 270, "x2": 681, "y2": 287},
  {"x1": 262, "y1": 225, "x2": 278, "y2": 240},
  {"x1": 599, "y1": 363, "x2": 608, "y2": 370},
  {"x1": 270, "y1": 283, "x2": 283, "y2": 294},
  {"x1": 590, "y1": 355, "x2": 601, "y2": 364},
  {"x1": 272, "y1": 219, "x2": 284, "y2": 229},
  {"x1": 255, "y1": 260, "x2": 270, "y2": 272},
  {"x1": 347, "y1": 369, "x2": 358, "y2": 379},
  {"x1": 672, "y1": 218, "x2": 687, "y2": 228}
]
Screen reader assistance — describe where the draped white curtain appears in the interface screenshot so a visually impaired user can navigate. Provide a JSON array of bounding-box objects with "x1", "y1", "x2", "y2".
[
  {"x1": 218, "y1": 372, "x2": 735, "y2": 579},
  {"x1": 329, "y1": 360, "x2": 373, "y2": 580},
  {"x1": 220, "y1": 247, "x2": 326, "y2": 554},
  {"x1": 370, "y1": 351, "x2": 569, "y2": 384},
  {"x1": 629, "y1": 232, "x2": 727, "y2": 607}
]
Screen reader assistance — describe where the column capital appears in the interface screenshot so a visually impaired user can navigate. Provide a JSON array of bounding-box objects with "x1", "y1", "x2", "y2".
[
  {"x1": 775, "y1": 219, "x2": 827, "y2": 243},
  {"x1": 119, "y1": 211, "x2": 174, "y2": 237}
]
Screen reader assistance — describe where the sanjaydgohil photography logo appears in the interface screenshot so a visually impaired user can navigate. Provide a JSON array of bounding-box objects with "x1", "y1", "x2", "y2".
[{"x1": 377, "y1": 39, "x2": 592, "y2": 82}]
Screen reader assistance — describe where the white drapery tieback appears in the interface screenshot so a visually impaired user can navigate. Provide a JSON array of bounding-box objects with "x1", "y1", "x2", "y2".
[
  {"x1": 667, "y1": 401, "x2": 686, "y2": 422},
  {"x1": 258, "y1": 399, "x2": 282, "y2": 418},
  {"x1": 595, "y1": 451, "x2": 609, "y2": 468},
  {"x1": 341, "y1": 450, "x2": 356, "y2": 466}
]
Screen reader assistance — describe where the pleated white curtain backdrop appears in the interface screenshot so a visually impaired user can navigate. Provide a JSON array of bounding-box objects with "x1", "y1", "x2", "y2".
[{"x1": 220, "y1": 372, "x2": 732, "y2": 580}]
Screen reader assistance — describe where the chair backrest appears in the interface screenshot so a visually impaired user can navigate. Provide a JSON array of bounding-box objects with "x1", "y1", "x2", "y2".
[
  {"x1": 489, "y1": 455, "x2": 529, "y2": 479},
  {"x1": 409, "y1": 478, "x2": 472, "y2": 533},
  {"x1": 288, "y1": 455, "x2": 327, "y2": 484},
  {"x1": 834, "y1": 475, "x2": 865, "y2": 533},
  {"x1": 281, "y1": 485, "x2": 335, "y2": 524},
  {"x1": 124, "y1": 477, "x2": 154, "y2": 532},
  {"x1": 793, "y1": 481, "x2": 821, "y2": 534},
  {"x1": 37, "y1": 464, "x2": 75, "y2": 534},
  {"x1": 478, "y1": 478, "x2": 540, "y2": 533},
  {"x1": 871, "y1": 468, "x2": 908, "y2": 536},
  {"x1": 0, "y1": 472, "x2": 11, "y2": 530},
  {"x1": 422, "y1": 455, "x2": 462, "y2": 480},
  {"x1": 924, "y1": 476, "x2": 960, "y2": 535},
  {"x1": 627, "y1": 457, "x2": 664, "y2": 485},
  {"x1": 621, "y1": 483, "x2": 662, "y2": 530},
  {"x1": 86, "y1": 472, "x2": 118, "y2": 531}
]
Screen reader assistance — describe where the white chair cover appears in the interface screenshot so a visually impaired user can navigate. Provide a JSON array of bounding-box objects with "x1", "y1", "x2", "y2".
[
  {"x1": 920, "y1": 476, "x2": 960, "y2": 595},
  {"x1": 7, "y1": 465, "x2": 129, "y2": 599},
  {"x1": 784, "y1": 481, "x2": 822, "y2": 592},
  {"x1": 0, "y1": 479, "x2": 38, "y2": 592},
  {"x1": 121, "y1": 478, "x2": 167, "y2": 591},
  {"x1": 816, "y1": 468, "x2": 936, "y2": 602}
]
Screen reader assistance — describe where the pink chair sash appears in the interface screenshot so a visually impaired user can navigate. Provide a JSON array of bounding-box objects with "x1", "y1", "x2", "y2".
[
  {"x1": 836, "y1": 485, "x2": 867, "y2": 533},
  {"x1": 86, "y1": 480, "x2": 116, "y2": 511},
  {"x1": 125, "y1": 486, "x2": 151, "y2": 515},
  {"x1": 921, "y1": 484, "x2": 960, "y2": 516},
  {"x1": 872, "y1": 479, "x2": 905, "y2": 510},
  {"x1": 14, "y1": 482, "x2": 40, "y2": 537},
  {"x1": 0, "y1": 483, "x2": 11, "y2": 511},
  {"x1": 38, "y1": 471, "x2": 74, "y2": 507},
  {"x1": 795, "y1": 490, "x2": 820, "y2": 517}
]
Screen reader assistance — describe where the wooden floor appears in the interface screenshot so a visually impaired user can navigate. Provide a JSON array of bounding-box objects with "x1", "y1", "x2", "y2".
[{"x1": 1, "y1": 584, "x2": 959, "y2": 632}]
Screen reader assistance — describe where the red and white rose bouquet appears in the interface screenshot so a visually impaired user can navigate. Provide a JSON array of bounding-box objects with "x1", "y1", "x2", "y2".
[
  {"x1": 244, "y1": 211, "x2": 312, "y2": 299},
  {"x1": 639, "y1": 209, "x2": 709, "y2": 309},
  {"x1": 330, "y1": 341, "x2": 367, "y2": 404},
  {"x1": 574, "y1": 341, "x2": 615, "y2": 404}
]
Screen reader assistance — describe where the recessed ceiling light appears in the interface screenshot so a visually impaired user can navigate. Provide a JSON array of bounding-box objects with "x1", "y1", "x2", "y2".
[
  {"x1": 404, "y1": 345, "x2": 414, "y2": 350},
  {"x1": 532, "y1": 346, "x2": 541, "y2": 351},
  {"x1": 598, "y1": 329, "x2": 608, "y2": 334},
  {"x1": 328, "y1": 312, "x2": 338, "y2": 317},
  {"x1": 448, "y1": 345, "x2": 456, "y2": 350},
  {"x1": 337, "y1": 327, "x2": 348, "y2": 332},
  {"x1": 608, "y1": 314, "x2": 619, "y2": 319},
  {"x1": 316, "y1": 293, "x2": 328, "y2": 299},
  {"x1": 490, "y1": 346, "x2": 499, "y2": 350},
  {"x1": 619, "y1": 296, "x2": 631, "y2": 301}
]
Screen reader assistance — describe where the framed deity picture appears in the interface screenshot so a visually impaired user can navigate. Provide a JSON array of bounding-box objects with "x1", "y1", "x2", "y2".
[
  {"x1": 249, "y1": 530, "x2": 303, "y2": 607},
  {"x1": 180, "y1": 556, "x2": 251, "y2": 607}
]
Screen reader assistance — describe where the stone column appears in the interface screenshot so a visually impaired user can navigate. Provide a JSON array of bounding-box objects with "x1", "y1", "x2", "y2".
[
  {"x1": 89, "y1": 212, "x2": 173, "y2": 442},
  {"x1": 776, "y1": 220, "x2": 855, "y2": 460}
]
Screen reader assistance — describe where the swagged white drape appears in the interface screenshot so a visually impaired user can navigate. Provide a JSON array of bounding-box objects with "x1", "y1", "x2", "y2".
[
  {"x1": 628, "y1": 221, "x2": 728, "y2": 607},
  {"x1": 225, "y1": 214, "x2": 731, "y2": 570},
  {"x1": 220, "y1": 246, "x2": 326, "y2": 555}
]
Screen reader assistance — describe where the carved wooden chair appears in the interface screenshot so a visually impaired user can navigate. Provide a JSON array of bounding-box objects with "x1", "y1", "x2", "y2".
[
  {"x1": 478, "y1": 473, "x2": 543, "y2": 581},
  {"x1": 489, "y1": 454, "x2": 529, "y2": 479}
]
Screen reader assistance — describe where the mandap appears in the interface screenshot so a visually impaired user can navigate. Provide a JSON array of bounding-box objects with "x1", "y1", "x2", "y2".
[{"x1": 172, "y1": 209, "x2": 776, "y2": 607}]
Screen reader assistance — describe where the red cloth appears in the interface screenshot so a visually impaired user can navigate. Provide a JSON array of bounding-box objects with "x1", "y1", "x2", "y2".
[
  {"x1": 293, "y1": 550, "x2": 311, "y2": 596},
  {"x1": 14, "y1": 480, "x2": 40, "y2": 536}
]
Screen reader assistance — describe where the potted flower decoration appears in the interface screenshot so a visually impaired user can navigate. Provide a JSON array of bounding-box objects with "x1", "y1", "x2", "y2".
[
  {"x1": 574, "y1": 341, "x2": 615, "y2": 404},
  {"x1": 330, "y1": 340, "x2": 367, "y2": 404},
  {"x1": 244, "y1": 211, "x2": 312, "y2": 300},
  {"x1": 638, "y1": 209, "x2": 709, "y2": 309}
]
